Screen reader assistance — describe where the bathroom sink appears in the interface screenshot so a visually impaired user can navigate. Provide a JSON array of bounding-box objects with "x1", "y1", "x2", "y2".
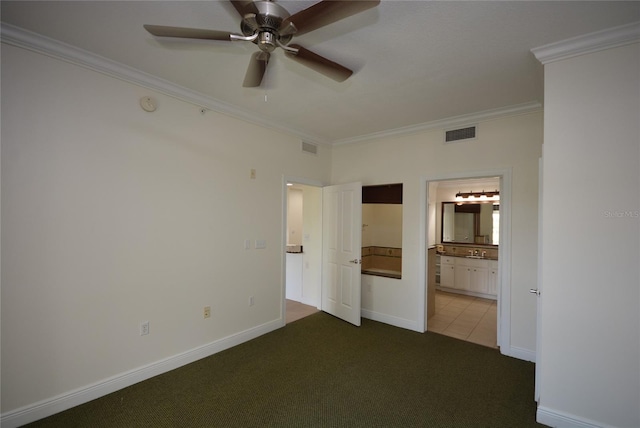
[{"x1": 465, "y1": 255, "x2": 485, "y2": 259}]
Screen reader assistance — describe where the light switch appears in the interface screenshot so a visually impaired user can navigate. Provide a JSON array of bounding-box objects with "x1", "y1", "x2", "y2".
[
  {"x1": 255, "y1": 239, "x2": 267, "y2": 249},
  {"x1": 244, "y1": 239, "x2": 251, "y2": 250}
]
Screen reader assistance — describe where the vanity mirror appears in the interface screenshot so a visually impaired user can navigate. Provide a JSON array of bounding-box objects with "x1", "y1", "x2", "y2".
[{"x1": 441, "y1": 202, "x2": 499, "y2": 245}]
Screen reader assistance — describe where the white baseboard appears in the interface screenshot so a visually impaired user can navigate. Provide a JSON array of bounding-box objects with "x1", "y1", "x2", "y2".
[
  {"x1": 0, "y1": 319, "x2": 282, "y2": 428},
  {"x1": 299, "y1": 297, "x2": 319, "y2": 308},
  {"x1": 537, "y1": 405, "x2": 605, "y2": 428},
  {"x1": 503, "y1": 345, "x2": 536, "y2": 363},
  {"x1": 361, "y1": 309, "x2": 420, "y2": 332}
]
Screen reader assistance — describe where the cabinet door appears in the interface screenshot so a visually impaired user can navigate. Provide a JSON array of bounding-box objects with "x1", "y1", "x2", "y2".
[
  {"x1": 470, "y1": 267, "x2": 488, "y2": 294},
  {"x1": 487, "y1": 268, "x2": 498, "y2": 295},
  {"x1": 455, "y1": 265, "x2": 471, "y2": 290},
  {"x1": 440, "y1": 263, "x2": 455, "y2": 288}
]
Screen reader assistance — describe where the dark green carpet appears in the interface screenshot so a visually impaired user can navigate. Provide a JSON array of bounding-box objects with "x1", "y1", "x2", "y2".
[{"x1": 25, "y1": 313, "x2": 546, "y2": 427}]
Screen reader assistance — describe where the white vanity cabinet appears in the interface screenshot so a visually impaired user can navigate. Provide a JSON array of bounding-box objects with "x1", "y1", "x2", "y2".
[
  {"x1": 454, "y1": 258, "x2": 488, "y2": 294},
  {"x1": 487, "y1": 260, "x2": 499, "y2": 295},
  {"x1": 437, "y1": 255, "x2": 497, "y2": 299},
  {"x1": 471, "y1": 266, "x2": 488, "y2": 294},
  {"x1": 440, "y1": 256, "x2": 456, "y2": 289},
  {"x1": 454, "y1": 264, "x2": 471, "y2": 290}
]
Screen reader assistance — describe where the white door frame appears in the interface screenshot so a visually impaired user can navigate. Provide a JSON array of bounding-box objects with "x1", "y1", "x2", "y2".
[
  {"x1": 281, "y1": 175, "x2": 325, "y2": 326},
  {"x1": 419, "y1": 168, "x2": 512, "y2": 353},
  {"x1": 535, "y1": 154, "x2": 544, "y2": 401}
]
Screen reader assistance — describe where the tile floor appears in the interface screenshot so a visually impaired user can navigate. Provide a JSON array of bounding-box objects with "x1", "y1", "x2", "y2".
[
  {"x1": 428, "y1": 291, "x2": 498, "y2": 349},
  {"x1": 286, "y1": 299, "x2": 319, "y2": 324},
  {"x1": 287, "y1": 292, "x2": 497, "y2": 349}
]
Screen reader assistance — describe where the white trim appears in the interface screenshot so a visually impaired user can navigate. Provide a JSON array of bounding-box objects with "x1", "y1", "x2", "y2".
[
  {"x1": 0, "y1": 319, "x2": 282, "y2": 428},
  {"x1": 537, "y1": 406, "x2": 607, "y2": 428},
  {"x1": 497, "y1": 171, "x2": 512, "y2": 351},
  {"x1": 361, "y1": 309, "x2": 419, "y2": 332},
  {"x1": 535, "y1": 154, "x2": 544, "y2": 400},
  {"x1": 422, "y1": 168, "x2": 514, "y2": 358},
  {"x1": 503, "y1": 345, "x2": 536, "y2": 363},
  {"x1": 0, "y1": 23, "x2": 331, "y2": 146},
  {"x1": 298, "y1": 296, "x2": 318, "y2": 308},
  {"x1": 532, "y1": 21, "x2": 640, "y2": 65},
  {"x1": 0, "y1": 23, "x2": 545, "y2": 147},
  {"x1": 334, "y1": 103, "x2": 541, "y2": 146},
  {"x1": 417, "y1": 179, "x2": 428, "y2": 332}
]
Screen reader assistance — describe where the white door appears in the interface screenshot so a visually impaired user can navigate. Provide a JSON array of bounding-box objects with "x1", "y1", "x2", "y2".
[{"x1": 321, "y1": 182, "x2": 362, "y2": 326}]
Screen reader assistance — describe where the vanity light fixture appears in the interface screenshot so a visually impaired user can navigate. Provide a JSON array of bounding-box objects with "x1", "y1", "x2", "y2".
[{"x1": 455, "y1": 190, "x2": 500, "y2": 202}]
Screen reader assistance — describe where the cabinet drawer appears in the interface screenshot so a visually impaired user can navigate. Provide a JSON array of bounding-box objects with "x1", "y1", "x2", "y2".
[
  {"x1": 441, "y1": 256, "x2": 456, "y2": 265},
  {"x1": 455, "y1": 257, "x2": 488, "y2": 268}
]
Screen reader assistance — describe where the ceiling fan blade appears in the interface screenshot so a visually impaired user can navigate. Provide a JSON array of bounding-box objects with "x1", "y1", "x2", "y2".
[
  {"x1": 243, "y1": 51, "x2": 270, "y2": 87},
  {"x1": 280, "y1": 0, "x2": 380, "y2": 37},
  {"x1": 144, "y1": 25, "x2": 235, "y2": 41},
  {"x1": 285, "y1": 44, "x2": 353, "y2": 82},
  {"x1": 229, "y1": 0, "x2": 259, "y2": 17}
]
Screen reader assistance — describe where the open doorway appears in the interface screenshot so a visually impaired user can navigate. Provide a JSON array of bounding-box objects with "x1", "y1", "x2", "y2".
[
  {"x1": 425, "y1": 173, "x2": 510, "y2": 350},
  {"x1": 284, "y1": 180, "x2": 322, "y2": 324}
]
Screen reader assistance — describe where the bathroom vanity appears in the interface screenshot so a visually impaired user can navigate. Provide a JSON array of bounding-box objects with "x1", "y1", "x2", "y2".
[
  {"x1": 437, "y1": 254, "x2": 498, "y2": 299},
  {"x1": 436, "y1": 198, "x2": 499, "y2": 299}
]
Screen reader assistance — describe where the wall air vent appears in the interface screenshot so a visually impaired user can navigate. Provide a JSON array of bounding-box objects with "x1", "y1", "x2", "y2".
[
  {"x1": 445, "y1": 126, "x2": 477, "y2": 143},
  {"x1": 301, "y1": 141, "x2": 318, "y2": 155}
]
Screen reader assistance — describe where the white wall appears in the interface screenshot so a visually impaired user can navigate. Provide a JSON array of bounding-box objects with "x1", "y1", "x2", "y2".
[
  {"x1": 538, "y1": 42, "x2": 640, "y2": 427},
  {"x1": 1, "y1": 44, "x2": 331, "y2": 418},
  {"x1": 362, "y1": 204, "x2": 403, "y2": 248},
  {"x1": 332, "y1": 112, "x2": 542, "y2": 351},
  {"x1": 287, "y1": 188, "x2": 303, "y2": 245}
]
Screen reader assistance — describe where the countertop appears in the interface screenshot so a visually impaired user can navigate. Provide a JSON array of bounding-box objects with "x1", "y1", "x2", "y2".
[{"x1": 437, "y1": 252, "x2": 498, "y2": 261}]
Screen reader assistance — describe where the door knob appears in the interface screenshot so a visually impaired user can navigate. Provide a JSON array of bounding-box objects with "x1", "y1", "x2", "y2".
[
  {"x1": 529, "y1": 289, "x2": 540, "y2": 296},
  {"x1": 349, "y1": 259, "x2": 361, "y2": 264}
]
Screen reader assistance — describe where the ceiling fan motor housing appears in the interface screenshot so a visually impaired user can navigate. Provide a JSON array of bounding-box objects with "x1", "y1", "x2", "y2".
[
  {"x1": 241, "y1": 1, "x2": 293, "y2": 52},
  {"x1": 144, "y1": 0, "x2": 379, "y2": 87}
]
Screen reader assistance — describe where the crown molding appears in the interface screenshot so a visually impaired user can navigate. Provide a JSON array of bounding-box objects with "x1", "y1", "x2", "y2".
[
  {"x1": 0, "y1": 22, "x2": 332, "y2": 146},
  {"x1": 532, "y1": 21, "x2": 640, "y2": 65},
  {"x1": 1, "y1": 22, "x2": 544, "y2": 147},
  {"x1": 333, "y1": 101, "x2": 542, "y2": 146}
]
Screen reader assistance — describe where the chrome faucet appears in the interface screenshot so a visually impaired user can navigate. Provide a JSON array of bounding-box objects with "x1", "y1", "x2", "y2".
[{"x1": 481, "y1": 251, "x2": 487, "y2": 258}]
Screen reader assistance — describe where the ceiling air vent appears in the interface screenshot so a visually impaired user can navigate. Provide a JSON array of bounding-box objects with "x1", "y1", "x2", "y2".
[
  {"x1": 301, "y1": 141, "x2": 318, "y2": 155},
  {"x1": 445, "y1": 126, "x2": 477, "y2": 143}
]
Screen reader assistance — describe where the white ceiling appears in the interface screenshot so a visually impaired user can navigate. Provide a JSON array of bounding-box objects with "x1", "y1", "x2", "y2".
[{"x1": 2, "y1": 1, "x2": 639, "y2": 144}]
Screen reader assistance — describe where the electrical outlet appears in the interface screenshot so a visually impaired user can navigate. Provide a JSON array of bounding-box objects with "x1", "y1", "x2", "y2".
[
  {"x1": 204, "y1": 306, "x2": 211, "y2": 319},
  {"x1": 140, "y1": 321, "x2": 149, "y2": 336},
  {"x1": 249, "y1": 296, "x2": 255, "y2": 307}
]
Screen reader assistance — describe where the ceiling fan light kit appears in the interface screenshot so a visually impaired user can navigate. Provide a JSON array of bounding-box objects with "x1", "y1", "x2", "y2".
[{"x1": 144, "y1": 0, "x2": 380, "y2": 88}]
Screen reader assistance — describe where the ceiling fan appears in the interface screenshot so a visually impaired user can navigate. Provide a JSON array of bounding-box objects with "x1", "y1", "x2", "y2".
[{"x1": 144, "y1": 0, "x2": 380, "y2": 87}]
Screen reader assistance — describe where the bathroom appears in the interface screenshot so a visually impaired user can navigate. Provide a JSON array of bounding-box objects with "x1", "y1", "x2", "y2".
[
  {"x1": 360, "y1": 183, "x2": 403, "y2": 280},
  {"x1": 426, "y1": 177, "x2": 500, "y2": 348}
]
